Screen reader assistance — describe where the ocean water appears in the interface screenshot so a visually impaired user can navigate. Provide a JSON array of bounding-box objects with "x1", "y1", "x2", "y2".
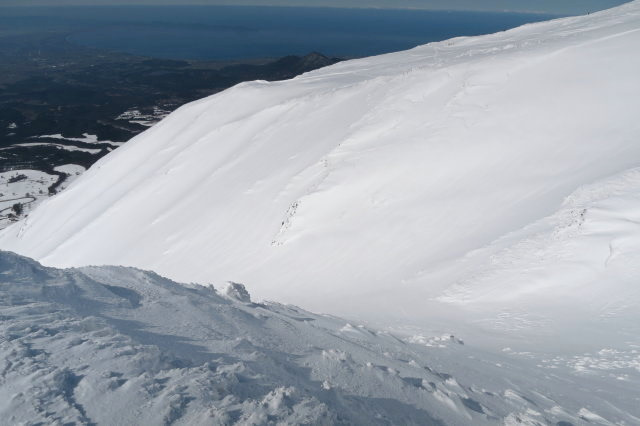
[{"x1": 3, "y1": 6, "x2": 559, "y2": 60}]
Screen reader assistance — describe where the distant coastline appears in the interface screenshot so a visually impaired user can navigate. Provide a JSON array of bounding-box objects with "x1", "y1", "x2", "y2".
[{"x1": 0, "y1": 5, "x2": 560, "y2": 61}]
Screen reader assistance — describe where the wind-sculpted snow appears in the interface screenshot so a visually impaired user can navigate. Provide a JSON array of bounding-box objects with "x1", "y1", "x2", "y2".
[{"x1": 1, "y1": 251, "x2": 638, "y2": 425}]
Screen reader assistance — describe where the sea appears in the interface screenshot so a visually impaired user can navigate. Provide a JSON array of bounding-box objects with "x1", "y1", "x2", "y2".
[{"x1": 2, "y1": 6, "x2": 560, "y2": 61}]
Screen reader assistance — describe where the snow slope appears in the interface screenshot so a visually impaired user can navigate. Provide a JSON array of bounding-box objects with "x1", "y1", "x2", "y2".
[
  {"x1": 2, "y1": 2, "x2": 640, "y2": 352},
  {"x1": 1, "y1": 251, "x2": 638, "y2": 425}
]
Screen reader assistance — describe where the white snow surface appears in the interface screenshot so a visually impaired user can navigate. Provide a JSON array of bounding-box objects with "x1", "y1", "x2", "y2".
[
  {"x1": 53, "y1": 164, "x2": 86, "y2": 176},
  {"x1": 35, "y1": 133, "x2": 125, "y2": 146},
  {"x1": 1, "y1": 251, "x2": 638, "y2": 425},
  {"x1": 1, "y1": 0, "x2": 640, "y2": 373},
  {"x1": 8, "y1": 142, "x2": 102, "y2": 154},
  {"x1": 37, "y1": 133, "x2": 99, "y2": 143}
]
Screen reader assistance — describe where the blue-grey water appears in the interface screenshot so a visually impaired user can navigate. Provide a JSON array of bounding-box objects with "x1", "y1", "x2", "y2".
[{"x1": 2, "y1": 6, "x2": 560, "y2": 60}]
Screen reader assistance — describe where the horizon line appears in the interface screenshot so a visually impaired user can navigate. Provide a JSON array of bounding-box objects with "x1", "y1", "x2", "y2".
[{"x1": 0, "y1": 3, "x2": 569, "y2": 16}]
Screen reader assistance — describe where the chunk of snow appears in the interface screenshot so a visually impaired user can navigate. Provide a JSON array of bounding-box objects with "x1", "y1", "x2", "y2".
[{"x1": 220, "y1": 281, "x2": 251, "y2": 302}]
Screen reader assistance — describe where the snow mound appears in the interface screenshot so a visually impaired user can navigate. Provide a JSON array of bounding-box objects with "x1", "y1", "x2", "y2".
[
  {"x1": 220, "y1": 281, "x2": 252, "y2": 302},
  {"x1": 1, "y1": 251, "x2": 638, "y2": 425}
]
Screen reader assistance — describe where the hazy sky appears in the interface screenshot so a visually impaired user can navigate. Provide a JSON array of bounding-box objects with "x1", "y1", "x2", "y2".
[{"x1": 0, "y1": 0, "x2": 630, "y2": 15}]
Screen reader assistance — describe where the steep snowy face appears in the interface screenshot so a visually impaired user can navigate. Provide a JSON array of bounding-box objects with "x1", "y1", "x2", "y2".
[
  {"x1": 1, "y1": 251, "x2": 638, "y2": 425},
  {"x1": 2, "y1": 3, "x2": 640, "y2": 339}
]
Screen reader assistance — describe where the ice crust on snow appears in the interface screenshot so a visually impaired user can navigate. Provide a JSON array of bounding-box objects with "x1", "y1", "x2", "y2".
[{"x1": 0, "y1": 251, "x2": 638, "y2": 425}]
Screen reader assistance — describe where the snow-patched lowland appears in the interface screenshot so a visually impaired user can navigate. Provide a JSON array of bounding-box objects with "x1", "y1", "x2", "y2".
[
  {"x1": 116, "y1": 106, "x2": 172, "y2": 127},
  {"x1": 0, "y1": 166, "x2": 87, "y2": 230},
  {"x1": 1, "y1": 1, "x2": 640, "y2": 423},
  {"x1": 0, "y1": 170, "x2": 58, "y2": 228}
]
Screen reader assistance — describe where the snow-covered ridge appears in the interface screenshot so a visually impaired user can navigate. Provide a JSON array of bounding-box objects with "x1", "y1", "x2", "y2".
[
  {"x1": 2, "y1": 1, "x2": 640, "y2": 350},
  {"x1": 1, "y1": 251, "x2": 637, "y2": 425}
]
